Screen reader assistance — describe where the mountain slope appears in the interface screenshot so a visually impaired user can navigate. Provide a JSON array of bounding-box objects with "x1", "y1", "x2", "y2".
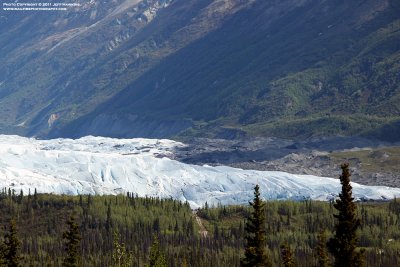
[{"x1": 0, "y1": 0, "x2": 399, "y2": 140}]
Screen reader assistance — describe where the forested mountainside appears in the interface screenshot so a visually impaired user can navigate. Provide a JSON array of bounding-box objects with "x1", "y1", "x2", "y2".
[
  {"x1": 0, "y1": 0, "x2": 399, "y2": 140},
  {"x1": 0, "y1": 192, "x2": 399, "y2": 266}
]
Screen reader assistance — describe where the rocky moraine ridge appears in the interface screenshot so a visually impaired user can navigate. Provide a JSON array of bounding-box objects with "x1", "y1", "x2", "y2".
[{"x1": 172, "y1": 136, "x2": 400, "y2": 188}]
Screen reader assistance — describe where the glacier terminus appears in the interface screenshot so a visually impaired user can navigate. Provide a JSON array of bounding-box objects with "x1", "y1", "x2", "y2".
[{"x1": 0, "y1": 135, "x2": 399, "y2": 208}]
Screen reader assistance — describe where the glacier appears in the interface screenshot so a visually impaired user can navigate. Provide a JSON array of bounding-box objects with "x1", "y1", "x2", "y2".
[{"x1": 0, "y1": 135, "x2": 399, "y2": 208}]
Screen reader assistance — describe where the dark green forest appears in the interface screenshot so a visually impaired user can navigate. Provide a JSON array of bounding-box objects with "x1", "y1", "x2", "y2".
[{"x1": 0, "y1": 189, "x2": 399, "y2": 266}]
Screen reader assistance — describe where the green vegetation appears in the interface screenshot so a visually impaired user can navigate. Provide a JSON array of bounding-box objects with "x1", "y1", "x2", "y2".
[
  {"x1": 243, "y1": 114, "x2": 395, "y2": 139},
  {"x1": 280, "y1": 244, "x2": 295, "y2": 267},
  {"x1": 241, "y1": 185, "x2": 271, "y2": 267},
  {"x1": 315, "y1": 230, "x2": 330, "y2": 267},
  {"x1": 0, "y1": 191, "x2": 201, "y2": 266},
  {"x1": 0, "y1": 189, "x2": 399, "y2": 266},
  {"x1": 112, "y1": 230, "x2": 133, "y2": 267},
  {"x1": 198, "y1": 199, "x2": 400, "y2": 266},
  {"x1": 327, "y1": 164, "x2": 364, "y2": 267},
  {"x1": 2, "y1": 219, "x2": 21, "y2": 267},
  {"x1": 63, "y1": 216, "x2": 81, "y2": 267},
  {"x1": 147, "y1": 234, "x2": 167, "y2": 267},
  {"x1": 330, "y1": 146, "x2": 400, "y2": 174}
]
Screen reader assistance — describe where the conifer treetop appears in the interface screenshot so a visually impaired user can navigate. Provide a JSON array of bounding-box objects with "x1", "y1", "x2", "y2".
[
  {"x1": 241, "y1": 184, "x2": 272, "y2": 267},
  {"x1": 328, "y1": 163, "x2": 364, "y2": 267}
]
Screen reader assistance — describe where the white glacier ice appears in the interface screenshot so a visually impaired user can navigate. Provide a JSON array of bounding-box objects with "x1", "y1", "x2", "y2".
[{"x1": 0, "y1": 135, "x2": 399, "y2": 208}]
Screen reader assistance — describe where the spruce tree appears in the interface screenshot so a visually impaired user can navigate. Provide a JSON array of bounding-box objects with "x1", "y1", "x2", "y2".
[
  {"x1": 327, "y1": 163, "x2": 364, "y2": 267},
  {"x1": 148, "y1": 234, "x2": 167, "y2": 267},
  {"x1": 3, "y1": 219, "x2": 21, "y2": 267},
  {"x1": 112, "y1": 230, "x2": 133, "y2": 267},
  {"x1": 315, "y1": 230, "x2": 330, "y2": 267},
  {"x1": 106, "y1": 204, "x2": 112, "y2": 233},
  {"x1": 241, "y1": 184, "x2": 271, "y2": 267},
  {"x1": 280, "y1": 244, "x2": 295, "y2": 267},
  {"x1": 62, "y1": 216, "x2": 81, "y2": 267}
]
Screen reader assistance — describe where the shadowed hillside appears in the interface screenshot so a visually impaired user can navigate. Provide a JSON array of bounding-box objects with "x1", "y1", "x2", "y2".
[{"x1": 0, "y1": 0, "x2": 399, "y2": 140}]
